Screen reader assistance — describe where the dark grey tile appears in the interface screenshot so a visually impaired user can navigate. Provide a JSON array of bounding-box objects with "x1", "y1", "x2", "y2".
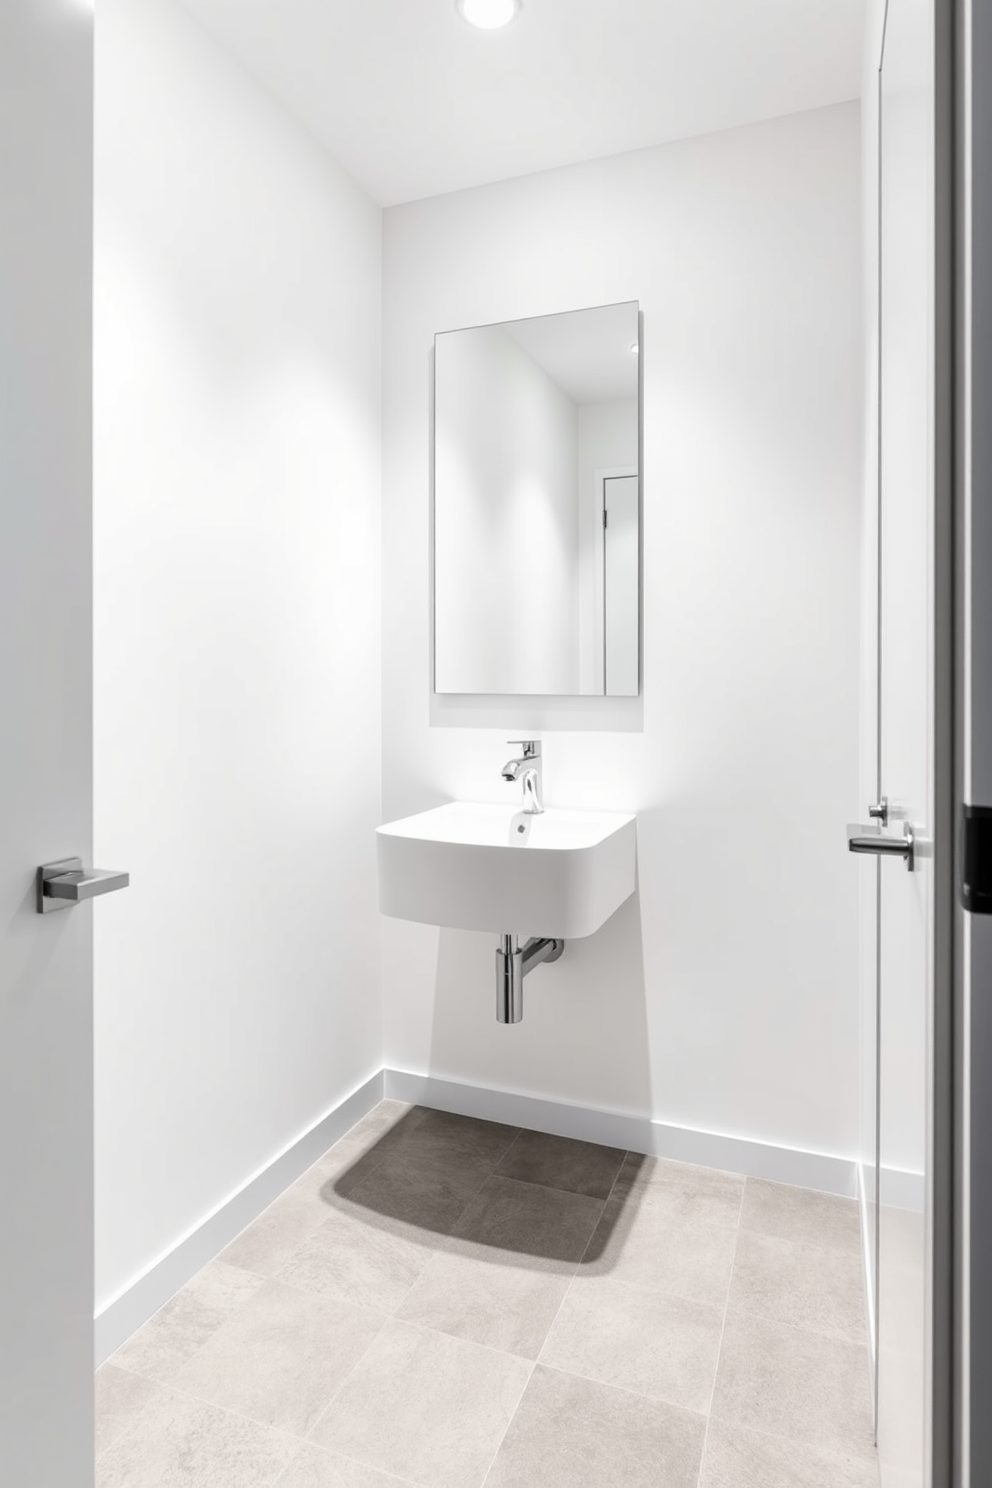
[
  {"x1": 453, "y1": 1175, "x2": 603, "y2": 1262},
  {"x1": 483, "y1": 1365, "x2": 706, "y2": 1488},
  {"x1": 494, "y1": 1130, "x2": 625, "y2": 1200},
  {"x1": 341, "y1": 1148, "x2": 495, "y2": 1235}
]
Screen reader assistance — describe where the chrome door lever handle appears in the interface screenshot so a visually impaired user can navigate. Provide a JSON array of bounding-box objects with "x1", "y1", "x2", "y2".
[
  {"x1": 847, "y1": 821, "x2": 915, "y2": 871},
  {"x1": 37, "y1": 857, "x2": 130, "y2": 914}
]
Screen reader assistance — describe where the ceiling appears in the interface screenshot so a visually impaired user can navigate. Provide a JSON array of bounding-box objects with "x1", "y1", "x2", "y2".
[
  {"x1": 502, "y1": 301, "x2": 639, "y2": 405},
  {"x1": 178, "y1": 0, "x2": 866, "y2": 207}
]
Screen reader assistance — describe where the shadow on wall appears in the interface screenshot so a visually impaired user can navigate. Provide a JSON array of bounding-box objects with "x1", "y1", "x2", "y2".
[
  {"x1": 325, "y1": 1105, "x2": 654, "y2": 1268},
  {"x1": 424, "y1": 883, "x2": 653, "y2": 1124}
]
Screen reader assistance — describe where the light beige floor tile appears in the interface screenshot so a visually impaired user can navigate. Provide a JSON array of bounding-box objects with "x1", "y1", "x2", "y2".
[
  {"x1": 222, "y1": 1190, "x2": 334, "y2": 1278},
  {"x1": 494, "y1": 1131, "x2": 625, "y2": 1200},
  {"x1": 729, "y1": 1231, "x2": 867, "y2": 1342},
  {"x1": 96, "y1": 1386, "x2": 297, "y2": 1487},
  {"x1": 275, "y1": 1442, "x2": 420, "y2": 1487},
  {"x1": 582, "y1": 1186, "x2": 739, "y2": 1307},
  {"x1": 396, "y1": 1246, "x2": 573, "y2": 1360},
  {"x1": 278, "y1": 1208, "x2": 434, "y2": 1312},
  {"x1": 483, "y1": 1364, "x2": 706, "y2": 1488},
  {"x1": 710, "y1": 1309, "x2": 875, "y2": 1459},
  {"x1": 611, "y1": 1154, "x2": 744, "y2": 1209},
  {"x1": 111, "y1": 1260, "x2": 266, "y2": 1383},
  {"x1": 540, "y1": 1275, "x2": 723, "y2": 1412},
  {"x1": 740, "y1": 1180, "x2": 861, "y2": 1253},
  {"x1": 173, "y1": 1279, "x2": 384, "y2": 1438},
  {"x1": 94, "y1": 1362, "x2": 162, "y2": 1457},
  {"x1": 699, "y1": 1418, "x2": 879, "y2": 1487},
  {"x1": 311, "y1": 1318, "x2": 532, "y2": 1488}
]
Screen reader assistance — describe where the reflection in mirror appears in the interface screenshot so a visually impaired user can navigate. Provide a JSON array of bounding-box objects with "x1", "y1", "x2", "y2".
[{"x1": 433, "y1": 300, "x2": 640, "y2": 696}]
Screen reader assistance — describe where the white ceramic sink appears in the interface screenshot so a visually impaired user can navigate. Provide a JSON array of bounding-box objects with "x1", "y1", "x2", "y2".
[{"x1": 377, "y1": 801, "x2": 636, "y2": 940}]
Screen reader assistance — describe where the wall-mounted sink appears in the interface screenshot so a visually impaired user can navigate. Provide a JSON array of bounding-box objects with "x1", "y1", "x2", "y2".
[{"x1": 376, "y1": 801, "x2": 636, "y2": 940}]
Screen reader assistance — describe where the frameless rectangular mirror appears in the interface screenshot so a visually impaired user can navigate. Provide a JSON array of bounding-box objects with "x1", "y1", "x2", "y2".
[{"x1": 433, "y1": 300, "x2": 640, "y2": 696}]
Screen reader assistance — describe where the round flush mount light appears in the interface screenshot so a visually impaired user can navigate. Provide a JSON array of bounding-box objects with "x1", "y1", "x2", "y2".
[{"x1": 457, "y1": 0, "x2": 521, "y2": 30}]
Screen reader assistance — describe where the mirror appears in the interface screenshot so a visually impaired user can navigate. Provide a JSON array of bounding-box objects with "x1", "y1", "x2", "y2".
[{"x1": 433, "y1": 300, "x2": 640, "y2": 696}]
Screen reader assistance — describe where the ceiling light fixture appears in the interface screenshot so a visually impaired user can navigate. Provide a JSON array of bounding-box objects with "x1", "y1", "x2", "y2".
[{"x1": 457, "y1": 0, "x2": 521, "y2": 31}]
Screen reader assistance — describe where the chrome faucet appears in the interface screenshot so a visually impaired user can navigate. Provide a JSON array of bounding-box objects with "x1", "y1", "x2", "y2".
[{"x1": 501, "y1": 739, "x2": 544, "y2": 814}]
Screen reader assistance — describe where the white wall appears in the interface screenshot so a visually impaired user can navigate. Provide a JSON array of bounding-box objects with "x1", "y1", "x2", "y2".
[
  {"x1": 0, "y1": 4, "x2": 95, "y2": 1481},
  {"x1": 435, "y1": 325, "x2": 579, "y2": 694},
  {"x1": 382, "y1": 103, "x2": 863, "y2": 1162},
  {"x1": 94, "y1": 0, "x2": 382, "y2": 1314}
]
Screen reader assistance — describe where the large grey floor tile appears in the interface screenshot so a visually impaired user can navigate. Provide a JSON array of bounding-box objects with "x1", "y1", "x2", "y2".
[
  {"x1": 278, "y1": 1207, "x2": 434, "y2": 1313},
  {"x1": 380, "y1": 1109, "x2": 519, "y2": 1169},
  {"x1": 611, "y1": 1154, "x2": 744, "y2": 1210},
  {"x1": 699, "y1": 1418, "x2": 879, "y2": 1487},
  {"x1": 494, "y1": 1131, "x2": 625, "y2": 1200},
  {"x1": 111, "y1": 1261, "x2": 266, "y2": 1383},
  {"x1": 582, "y1": 1185, "x2": 739, "y2": 1307},
  {"x1": 95, "y1": 1363, "x2": 162, "y2": 1457},
  {"x1": 483, "y1": 1364, "x2": 706, "y2": 1488},
  {"x1": 540, "y1": 1274, "x2": 723, "y2": 1412},
  {"x1": 173, "y1": 1279, "x2": 383, "y2": 1438},
  {"x1": 710, "y1": 1309, "x2": 874, "y2": 1459},
  {"x1": 392, "y1": 1176, "x2": 604, "y2": 1357},
  {"x1": 96, "y1": 1386, "x2": 297, "y2": 1487},
  {"x1": 740, "y1": 1180, "x2": 861, "y2": 1253},
  {"x1": 729, "y1": 1230, "x2": 867, "y2": 1342},
  {"x1": 341, "y1": 1149, "x2": 494, "y2": 1236},
  {"x1": 275, "y1": 1442, "x2": 420, "y2": 1487},
  {"x1": 222, "y1": 1190, "x2": 333, "y2": 1278},
  {"x1": 311, "y1": 1318, "x2": 531, "y2": 1488}
]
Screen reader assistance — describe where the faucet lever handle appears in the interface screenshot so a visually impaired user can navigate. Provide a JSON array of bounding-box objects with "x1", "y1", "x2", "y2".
[{"x1": 507, "y1": 739, "x2": 540, "y2": 758}]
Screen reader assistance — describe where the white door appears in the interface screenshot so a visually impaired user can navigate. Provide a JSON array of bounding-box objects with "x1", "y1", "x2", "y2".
[
  {"x1": 870, "y1": 0, "x2": 934, "y2": 1481},
  {"x1": 0, "y1": 3, "x2": 96, "y2": 1483},
  {"x1": 604, "y1": 474, "x2": 639, "y2": 696}
]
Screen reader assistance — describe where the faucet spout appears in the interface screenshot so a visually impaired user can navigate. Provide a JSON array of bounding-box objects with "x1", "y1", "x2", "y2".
[{"x1": 501, "y1": 740, "x2": 544, "y2": 814}]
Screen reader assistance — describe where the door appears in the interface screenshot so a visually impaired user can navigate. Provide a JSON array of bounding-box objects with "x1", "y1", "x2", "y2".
[
  {"x1": 871, "y1": 0, "x2": 934, "y2": 1481},
  {"x1": 0, "y1": 2, "x2": 96, "y2": 1483},
  {"x1": 603, "y1": 474, "x2": 639, "y2": 696}
]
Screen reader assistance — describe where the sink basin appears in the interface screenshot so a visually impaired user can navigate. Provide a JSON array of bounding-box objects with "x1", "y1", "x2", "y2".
[{"x1": 376, "y1": 802, "x2": 636, "y2": 939}]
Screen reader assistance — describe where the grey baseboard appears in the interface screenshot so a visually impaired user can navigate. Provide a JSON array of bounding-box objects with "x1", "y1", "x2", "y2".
[
  {"x1": 94, "y1": 1069, "x2": 385, "y2": 1365},
  {"x1": 384, "y1": 1068, "x2": 858, "y2": 1198}
]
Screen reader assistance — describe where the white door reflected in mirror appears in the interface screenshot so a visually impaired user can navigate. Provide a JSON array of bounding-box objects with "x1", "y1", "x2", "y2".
[{"x1": 433, "y1": 300, "x2": 640, "y2": 697}]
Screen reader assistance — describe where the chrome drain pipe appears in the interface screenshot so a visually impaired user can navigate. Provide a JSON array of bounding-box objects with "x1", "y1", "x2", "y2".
[{"x1": 496, "y1": 934, "x2": 565, "y2": 1024}]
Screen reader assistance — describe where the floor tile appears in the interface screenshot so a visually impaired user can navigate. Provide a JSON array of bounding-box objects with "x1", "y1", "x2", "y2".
[
  {"x1": 396, "y1": 1246, "x2": 572, "y2": 1360},
  {"x1": 540, "y1": 1274, "x2": 723, "y2": 1412},
  {"x1": 394, "y1": 1175, "x2": 604, "y2": 1356},
  {"x1": 699, "y1": 1418, "x2": 879, "y2": 1487},
  {"x1": 483, "y1": 1364, "x2": 706, "y2": 1488},
  {"x1": 94, "y1": 1363, "x2": 162, "y2": 1457},
  {"x1": 173, "y1": 1279, "x2": 384, "y2": 1438},
  {"x1": 341, "y1": 1148, "x2": 495, "y2": 1236},
  {"x1": 710, "y1": 1309, "x2": 874, "y2": 1459},
  {"x1": 311, "y1": 1318, "x2": 532, "y2": 1488},
  {"x1": 729, "y1": 1230, "x2": 867, "y2": 1342},
  {"x1": 740, "y1": 1180, "x2": 861, "y2": 1253},
  {"x1": 387, "y1": 1109, "x2": 520, "y2": 1168},
  {"x1": 494, "y1": 1131, "x2": 625, "y2": 1200},
  {"x1": 582, "y1": 1185, "x2": 739, "y2": 1307},
  {"x1": 278, "y1": 1208, "x2": 434, "y2": 1312},
  {"x1": 222, "y1": 1190, "x2": 335, "y2": 1278},
  {"x1": 111, "y1": 1261, "x2": 266, "y2": 1383},
  {"x1": 611, "y1": 1154, "x2": 743, "y2": 1209},
  {"x1": 96, "y1": 1386, "x2": 297, "y2": 1487},
  {"x1": 275, "y1": 1442, "x2": 420, "y2": 1487}
]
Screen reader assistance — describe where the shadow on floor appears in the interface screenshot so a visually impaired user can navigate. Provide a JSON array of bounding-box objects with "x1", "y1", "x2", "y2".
[{"x1": 320, "y1": 1105, "x2": 648, "y2": 1266}]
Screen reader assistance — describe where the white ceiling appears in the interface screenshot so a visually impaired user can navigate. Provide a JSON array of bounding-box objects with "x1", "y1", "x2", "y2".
[
  {"x1": 502, "y1": 301, "x2": 639, "y2": 405},
  {"x1": 178, "y1": 0, "x2": 866, "y2": 207}
]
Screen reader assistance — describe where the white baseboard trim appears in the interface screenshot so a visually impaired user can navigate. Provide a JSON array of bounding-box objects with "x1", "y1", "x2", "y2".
[
  {"x1": 384, "y1": 1069, "x2": 857, "y2": 1199},
  {"x1": 94, "y1": 1069, "x2": 384, "y2": 1365}
]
